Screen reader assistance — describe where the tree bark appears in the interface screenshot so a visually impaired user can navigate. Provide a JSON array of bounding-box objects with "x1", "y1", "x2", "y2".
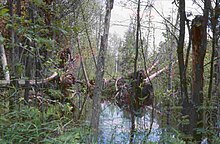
[
  {"x1": 76, "y1": 36, "x2": 91, "y2": 120},
  {"x1": 177, "y1": 0, "x2": 188, "y2": 101},
  {"x1": 0, "y1": 34, "x2": 10, "y2": 81},
  {"x1": 178, "y1": 0, "x2": 193, "y2": 137},
  {"x1": 191, "y1": 13, "x2": 208, "y2": 143},
  {"x1": 184, "y1": 18, "x2": 192, "y2": 70},
  {"x1": 130, "y1": 0, "x2": 140, "y2": 143},
  {"x1": 8, "y1": 0, "x2": 16, "y2": 76},
  {"x1": 90, "y1": 0, "x2": 114, "y2": 133},
  {"x1": 167, "y1": 41, "x2": 174, "y2": 127},
  {"x1": 209, "y1": 1, "x2": 220, "y2": 141},
  {"x1": 207, "y1": 0, "x2": 215, "y2": 105}
]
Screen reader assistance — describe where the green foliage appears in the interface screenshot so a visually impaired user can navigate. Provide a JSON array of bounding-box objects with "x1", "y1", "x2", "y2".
[
  {"x1": 31, "y1": 0, "x2": 45, "y2": 6},
  {"x1": 159, "y1": 128, "x2": 185, "y2": 144},
  {"x1": 0, "y1": 105, "x2": 91, "y2": 144},
  {"x1": 0, "y1": 107, "x2": 46, "y2": 143},
  {"x1": 0, "y1": 7, "x2": 9, "y2": 16},
  {"x1": 118, "y1": 20, "x2": 136, "y2": 73},
  {"x1": 47, "y1": 126, "x2": 91, "y2": 144},
  {"x1": 0, "y1": 0, "x2": 219, "y2": 143}
]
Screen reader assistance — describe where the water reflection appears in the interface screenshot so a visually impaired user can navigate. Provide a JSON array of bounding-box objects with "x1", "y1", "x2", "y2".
[{"x1": 99, "y1": 101, "x2": 160, "y2": 143}]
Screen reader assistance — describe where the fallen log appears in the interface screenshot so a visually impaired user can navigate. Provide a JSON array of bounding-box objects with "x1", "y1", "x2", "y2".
[
  {"x1": 147, "y1": 60, "x2": 159, "y2": 74},
  {"x1": 0, "y1": 71, "x2": 58, "y2": 86},
  {"x1": 0, "y1": 49, "x2": 174, "y2": 118},
  {"x1": 144, "y1": 65, "x2": 169, "y2": 83}
]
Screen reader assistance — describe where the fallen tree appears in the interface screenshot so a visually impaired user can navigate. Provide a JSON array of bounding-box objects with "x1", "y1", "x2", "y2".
[{"x1": 0, "y1": 50, "x2": 172, "y2": 116}]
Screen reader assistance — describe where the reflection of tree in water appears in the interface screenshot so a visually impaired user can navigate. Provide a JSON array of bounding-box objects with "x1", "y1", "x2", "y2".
[
  {"x1": 115, "y1": 70, "x2": 154, "y2": 117},
  {"x1": 99, "y1": 102, "x2": 160, "y2": 143}
]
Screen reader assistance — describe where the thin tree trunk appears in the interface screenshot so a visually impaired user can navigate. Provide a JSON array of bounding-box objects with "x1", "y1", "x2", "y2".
[
  {"x1": 8, "y1": 0, "x2": 18, "y2": 110},
  {"x1": 15, "y1": 0, "x2": 22, "y2": 75},
  {"x1": 207, "y1": 1, "x2": 219, "y2": 142},
  {"x1": 91, "y1": 0, "x2": 114, "y2": 134},
  {"x1": 0, "y1": 34, "x2": 10, "y2": 81},
  {"x1": 8, "y1": 0, "x2": 15, "y2": 76},
  {"x1": 213, "y1": 0, "x2": 220, "y2": 138},
  {"x1": 167, "y1": 42, "x2": 174, "y2": 127},
  {"x1": 178, "y1": 0, "x2": 192, "y2": 137},
  {"x1": 214, "y1": 36, "x2": 220, "y2": 136},
  {"x1": 130, "y1": 0, "x2": 140, "y2": 143},
  {"x1": 145, "y1": 8, "x2": 152, "y2": 59},
  {"x1": 80, "y1": 6, "x2": 97, "y2": 69},
  {"x1": 8, "y1": 0, "x2": 19, "y2": 78},
  {"x1": 184, "y1": 18, "x2": 192, "y2": 70},
  {"x1": 164, "y1": 10, "x2": 178, "y2": 128},
  {"x1": 177, "y1": 0, "x2": 188, "y2": 101},
  {"x1": 24, "y1": 54, "x2": 31, "y2": 104},
  {"x1": 207, "y1": 16, "x2": 216, "y2": 144},
  {"x1": 24, "y1": 2, "x2": 35, "y2": 105},
  {"x1": 207, "y1": 2, "x2": 214, "y2": 103},
  {"x1": 140, "y1": 31, "x2": 151, "y2": 84},
  {"x1": 76, "y1": 36, "x2": 91, "y2": 120}
]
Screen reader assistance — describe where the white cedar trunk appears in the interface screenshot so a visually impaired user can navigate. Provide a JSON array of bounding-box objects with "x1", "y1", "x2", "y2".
[
  {"x1": 91, "y1": 0, "x2": 114, "y2": 131},
  {"x1": 0, "y1": 34, "x2": 10, "y2": 81}
]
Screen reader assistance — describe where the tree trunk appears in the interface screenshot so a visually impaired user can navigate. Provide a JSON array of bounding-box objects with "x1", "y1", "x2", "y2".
[
  {"x1": 0, "y1": 34, "x2": 10, "y2": 81},
  {"x1": 24, "y1": 2, "x2": 35, "y2": 104},
  {"x1": 24, "y1": 54, "x2": 31, "y2": 104},
  {"x1": 91, "y1": 0, "x2": 114, "y2": 133},
  {"x1": 178, "y1": 0, "x2": 192, "y2": 137},
  {"x1": 8, "y1": 0, "x2": 19, "y2": 78},
  {"x1": 8, "y1": 0, "x2": 15, "y2": 74},
  {"x1": 80, "y1": 6, "x2": 97, "y2": 69},
  {"x1": 167, "y1": 41, "x2": 174, "y2": 127},
  {"x1": 191, "y1": 14, "x2": 208, "y2": 143},
  {"x1": 177, "y1": 0, "x2": 188, "y2": 101},
  {"x1": 185, "y1": 18, "x2": 192, "y2": 70},
  {"x1": 8, "y1": 0, "x2": 19, "y2": 109},
  {"x1": 129, "y1": 0, "x2": 140, "y2": 143},
  {"x1": 212, "y1": 0, "x2": 220, "y2": 139},
  {"x1": 214, "y1": 35, "x2": 220, "y2": 136},
  {"x1": 76, "y1": 36, "x2": 91, "y2": 120}
]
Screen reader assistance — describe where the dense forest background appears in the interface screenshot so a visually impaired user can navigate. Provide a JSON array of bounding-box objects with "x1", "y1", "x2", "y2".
[{"x1": 0, "y1": 0, "x2": 220, "y2": 143}]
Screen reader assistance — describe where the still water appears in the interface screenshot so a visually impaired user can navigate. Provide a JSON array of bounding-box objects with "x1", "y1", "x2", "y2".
[{"x1": 98, "y1": 101, "x2": 160, "y2": 143}]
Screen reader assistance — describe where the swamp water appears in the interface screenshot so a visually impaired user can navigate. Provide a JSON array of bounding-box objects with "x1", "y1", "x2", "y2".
[{"x1": 97, "y1": 101, "x2": 160, "y2": 143}]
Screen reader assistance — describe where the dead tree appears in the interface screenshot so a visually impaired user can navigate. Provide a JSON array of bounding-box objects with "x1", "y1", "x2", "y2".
[
  {"x1": 90, "y1": 0, "x2": 114, "y2": 132},
  {"x1": 191, "y1": 15, "x2": 208, "y2": 142}
]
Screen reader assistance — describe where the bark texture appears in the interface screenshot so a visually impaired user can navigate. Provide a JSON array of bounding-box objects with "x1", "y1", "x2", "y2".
[
  {"x1": 191, "y1": 14, "x2": 208, "y2": 142},
  {"x1": 0, "y1": 34, "x2": 10, "y2": 81},
  {"x1": 91, "y1": 0, "x2": 114, "y2": 132},
  {"x1": 177, "y1": 0, "x2": 188, "y2": 101}
]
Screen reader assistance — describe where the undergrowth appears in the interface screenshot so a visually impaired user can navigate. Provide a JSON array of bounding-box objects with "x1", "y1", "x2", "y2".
[{"x1": 0, "y1": 105, "x2": 91, "y2": 144}]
